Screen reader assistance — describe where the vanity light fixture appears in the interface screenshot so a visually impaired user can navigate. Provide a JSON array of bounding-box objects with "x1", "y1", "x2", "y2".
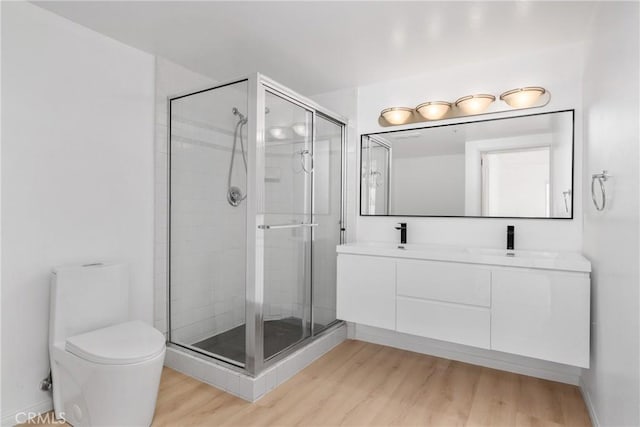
[
  {"x1": 416, "y1": 101, "x2": 452, "y2": 120},
  {"x1": 500, "y1": 86, "x2": 547, "y2": 108},
  {"x1": 268, "y1": 126, "x2": 287, "y2": 140},
  {"x1": 380, "y1": 85, "x2": 549, "y2": 127},
  {"x1": 380, "y1": 107, "x2": 413, "y2": 125},
  {"x1": 454, "y1": 94, "x2": 496, "y2": 115},
  {"x1": 291, "y1": 122, "x2": 308, "y2": 137}
]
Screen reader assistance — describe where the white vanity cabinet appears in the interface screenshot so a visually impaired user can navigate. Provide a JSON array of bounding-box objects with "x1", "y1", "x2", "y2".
[
  {"x1": 396, "y1": 259, "x2": 491, "y2": 349},
  {"x1": 336, "y1": 243, "x2": 591, "y2": 368},
  {"x1": 491, "y1": 269, "x2": 590, "y2": 368},
  {"x1": 336, "y1": 254, "x2": 396, "y2": 330}
]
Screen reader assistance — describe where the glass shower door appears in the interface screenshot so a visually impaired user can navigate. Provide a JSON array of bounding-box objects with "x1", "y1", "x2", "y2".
[
  {"x1": 169, "y1": 80, "x2": 249, "y2": 367},
  {"x1": 312, "y1": 115, "x2": 344, "y2": 332},
  {"x1": 260, "y1": 90, "x2": 313, "y2": 360}
]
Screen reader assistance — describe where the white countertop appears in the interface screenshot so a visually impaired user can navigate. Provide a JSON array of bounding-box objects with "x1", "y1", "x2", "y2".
[{"x1": 337, "y1": 242, "x2": 591, "y2": 273}]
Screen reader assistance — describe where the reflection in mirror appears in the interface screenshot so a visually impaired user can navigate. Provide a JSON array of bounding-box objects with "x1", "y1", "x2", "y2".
[
  {"x1": 360, "y1": 110, "x2": 573, "y2": 218},
  {"x1": 361, "y1": 137, "x2": 391, "y2": 215}
]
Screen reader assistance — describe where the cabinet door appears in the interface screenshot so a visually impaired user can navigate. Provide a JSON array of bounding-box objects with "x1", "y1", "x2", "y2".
[
  {"x1": 491, "y1": 269, "x2": 590, "y2": 367},
  {"x1": 336, "y1": 254, "x2": 395, "y2": 330}
]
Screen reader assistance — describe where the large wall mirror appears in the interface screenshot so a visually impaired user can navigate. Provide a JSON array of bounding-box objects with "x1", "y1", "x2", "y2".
[{"x1": 360, "y1": 110, "x2": 574, "y2": 218}]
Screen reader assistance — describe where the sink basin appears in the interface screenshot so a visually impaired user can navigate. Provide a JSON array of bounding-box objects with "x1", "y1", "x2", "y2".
[
  {"x1": 466, "y1": 247, "x2": 559, "y2": 259},
  {"x1": 336, "y1": 242, "x2": 590, "y2": 272}
]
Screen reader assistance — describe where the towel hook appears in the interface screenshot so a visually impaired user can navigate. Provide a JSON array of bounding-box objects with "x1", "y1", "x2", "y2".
[{"x1": 591, "y1": 170, "x2": 611, "y2": 211}]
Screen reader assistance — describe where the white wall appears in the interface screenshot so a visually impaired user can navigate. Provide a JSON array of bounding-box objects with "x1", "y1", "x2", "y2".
[
  {"x1": 1, "y1": 2, "x2": 155, "y2": 423},
  {"x1": 580, "y1": 2, "x2": 640, "y2": 426},
  {"x1": 392, "y1": 154, "x2": 465, "y2": 215},
  {"x1": 356, "y1": 44, "x2": 584, "y2": 251}
]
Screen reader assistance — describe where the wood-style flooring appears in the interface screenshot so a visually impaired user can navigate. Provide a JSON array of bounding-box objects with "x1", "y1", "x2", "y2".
[{"x1": 26, "y1": 340, "x2": 592, "y2": 426}]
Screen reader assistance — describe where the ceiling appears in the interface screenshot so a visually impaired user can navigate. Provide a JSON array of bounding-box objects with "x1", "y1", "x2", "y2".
[{"x1": 33, "y1": 1, "x2": 598, "y2": 96}]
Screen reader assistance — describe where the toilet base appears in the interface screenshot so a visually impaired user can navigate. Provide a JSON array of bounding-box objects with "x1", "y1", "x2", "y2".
[{"x1": 51, "y1": 345, "x2": 165, "y2": 427}]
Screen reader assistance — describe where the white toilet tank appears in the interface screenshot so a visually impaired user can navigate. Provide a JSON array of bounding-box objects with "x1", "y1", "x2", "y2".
[{"x1": 50, "y1": 263, "x2": 129, "y2": 346}]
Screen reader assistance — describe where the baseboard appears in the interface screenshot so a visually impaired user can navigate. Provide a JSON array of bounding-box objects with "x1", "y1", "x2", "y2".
[
  {"x1": 352, "y1": 323, "x2": 582, "y2": 385},
  {"x1": 579, "y1": 376, "x2": 600, "y2": 427},
  {"x1": 1, "y1": 398, "x2": 53, "y2": 427}
]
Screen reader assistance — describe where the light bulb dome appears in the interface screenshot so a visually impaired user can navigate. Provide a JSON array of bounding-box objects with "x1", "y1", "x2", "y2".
[
  {"x1": 500, "y1": 87, "x2": 546, "y2": 108},
  {"x1": 380, "y1": 107, "x2": 413, "y2": 125},
  {"x1": 291, "y1": 122, "x2": 307, "y2": 137},
  {"x1": 268, "y1": 127, "x2": 287, "y2": 140},
  {"x1": 416, "y1": 101, "x2": 452, "y2": 120},
  {"x1": 454, "y1": 94, "x2": 496, "y2": 115}
]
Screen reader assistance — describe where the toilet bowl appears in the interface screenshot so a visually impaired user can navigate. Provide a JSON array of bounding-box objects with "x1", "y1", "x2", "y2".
[{"x1": 49, "y1": 263, "x2": 165, "y2": 427}]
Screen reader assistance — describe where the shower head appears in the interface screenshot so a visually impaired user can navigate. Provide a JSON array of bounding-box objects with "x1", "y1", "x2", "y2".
[
  {"x1": 232, "y1": 106, "x2": 270, "y2": 124},
  {"x1": 232, "y1": 107, "x2": 247, "y2": 124}
]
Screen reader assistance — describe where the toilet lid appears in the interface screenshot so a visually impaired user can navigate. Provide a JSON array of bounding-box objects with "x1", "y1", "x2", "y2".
[{"x1": 66, "y1": 320, "x2": 165, "y2": 365}]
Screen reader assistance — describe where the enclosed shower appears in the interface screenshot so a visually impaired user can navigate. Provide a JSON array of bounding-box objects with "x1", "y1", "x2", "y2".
[{"x1": 168, "y1": 74, "x2": 346, "y2": 375}]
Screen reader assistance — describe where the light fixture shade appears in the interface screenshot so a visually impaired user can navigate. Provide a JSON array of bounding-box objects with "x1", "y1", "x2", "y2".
[
  {"x1": 291, "y1": 122, "x2": 307, "y2": 137},
  {"x1": 381, "y1": 107, "x2": 413, "y2": 125},
  {"x1": 416, "y1": 101, "x2": 452, "y2": 120},
  {"x1": 500, "y1": 87, "x2": 546, "y2": 108},
  {"x1": 454, "y1": 94, "x2": 496, "y2": 115},
  {"x1": 268, "y1": 126, "x2": 287, "y2": 140}
]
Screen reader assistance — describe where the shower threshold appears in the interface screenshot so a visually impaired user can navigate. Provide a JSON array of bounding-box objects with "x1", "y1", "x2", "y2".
[{"x1": 192, "y1": 317, "x2": 325, "y2": 362}]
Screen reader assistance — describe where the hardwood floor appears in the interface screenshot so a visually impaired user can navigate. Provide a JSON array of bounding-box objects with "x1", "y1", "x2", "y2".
[{"x1": 27, "y1": 340, "x2": 592, "y2": 426}]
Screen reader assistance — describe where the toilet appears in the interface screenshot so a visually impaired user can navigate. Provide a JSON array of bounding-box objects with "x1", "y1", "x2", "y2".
[{"x1": 49, "y1": 262, "x2": 165, "y2": 427}]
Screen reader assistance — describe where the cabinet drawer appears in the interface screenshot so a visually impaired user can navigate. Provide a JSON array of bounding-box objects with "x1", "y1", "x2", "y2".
[
  {"x1": 396, "y1": 297, "x2": 490, "y2": 349},
  {"x1": 397, "y1": 259, "x2": 490, "y2": 307}
]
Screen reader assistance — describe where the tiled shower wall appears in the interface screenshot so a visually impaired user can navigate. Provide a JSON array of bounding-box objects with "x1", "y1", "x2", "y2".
[
  {"x1": 154, "y1": 57, "x2": 223, "y2": 338},
  {"x1": 262, "y1": 144, "x2": 307, "y2": 322},
  {"x1": 169, "y1": 98, "x2": 248, "y2": 343}
]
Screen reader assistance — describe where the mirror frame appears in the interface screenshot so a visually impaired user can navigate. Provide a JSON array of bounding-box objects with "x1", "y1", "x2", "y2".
[{"x1": 359, "y1": 109, "x2": 575, "y2": 219}]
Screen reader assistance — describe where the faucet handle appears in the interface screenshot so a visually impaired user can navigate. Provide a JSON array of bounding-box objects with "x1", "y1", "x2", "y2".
[{"x1": 395, "y1": 222, "x2": 407, "y2": 230}]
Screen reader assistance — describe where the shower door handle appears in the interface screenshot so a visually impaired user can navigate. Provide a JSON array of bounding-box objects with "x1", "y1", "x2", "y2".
[{"x1": 258, "y1": 223, "x2": 318, "y2": 230}]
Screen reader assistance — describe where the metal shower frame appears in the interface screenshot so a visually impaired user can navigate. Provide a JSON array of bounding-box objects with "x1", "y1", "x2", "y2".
[{"x1": 166, "y1": 73, "x2": 348, "y2": 376}]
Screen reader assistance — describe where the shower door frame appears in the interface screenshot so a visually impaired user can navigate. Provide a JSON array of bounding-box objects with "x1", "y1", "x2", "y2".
[
  {"x1": 246, "y1": 74, "x2": 348, "y2": 375},
  {"x1": 166, "y1": 73, "x2": 348, "y2": 377}
]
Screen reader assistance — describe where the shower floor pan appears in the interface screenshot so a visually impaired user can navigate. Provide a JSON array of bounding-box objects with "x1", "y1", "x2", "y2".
[{"x1": 193, "y1": 317, "x2": 324, "y2": 362}]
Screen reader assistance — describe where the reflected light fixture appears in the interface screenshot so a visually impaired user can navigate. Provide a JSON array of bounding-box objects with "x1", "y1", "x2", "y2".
[
  {"x1": 380, "y1": 107, "x2": 413, "y2": 125},
  {"x1": 500, "y1": 87, "x2": 546, "y2": 108},
  {"x1": 454, "y1": 94, "x2": 496, "y2": 115},
  {"x1": 268, "y1": 126, "x2": 287, "y2": 140},
  {"x1": 291, "y1": 122, "x2": 307, "y2": 137},
  {"x1": 416, "y1": 101, "x2": 452, "y2": 120}
]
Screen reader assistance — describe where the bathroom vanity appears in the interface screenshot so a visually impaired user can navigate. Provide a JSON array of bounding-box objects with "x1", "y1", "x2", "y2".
[{"x1": 336, "y1": 243, "x2": 591, "y2": 368}]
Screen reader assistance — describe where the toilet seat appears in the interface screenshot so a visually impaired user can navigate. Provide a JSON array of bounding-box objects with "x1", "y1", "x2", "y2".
[{"x1": 66, "y1": 320, "x2": 165, "y2": 365}]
